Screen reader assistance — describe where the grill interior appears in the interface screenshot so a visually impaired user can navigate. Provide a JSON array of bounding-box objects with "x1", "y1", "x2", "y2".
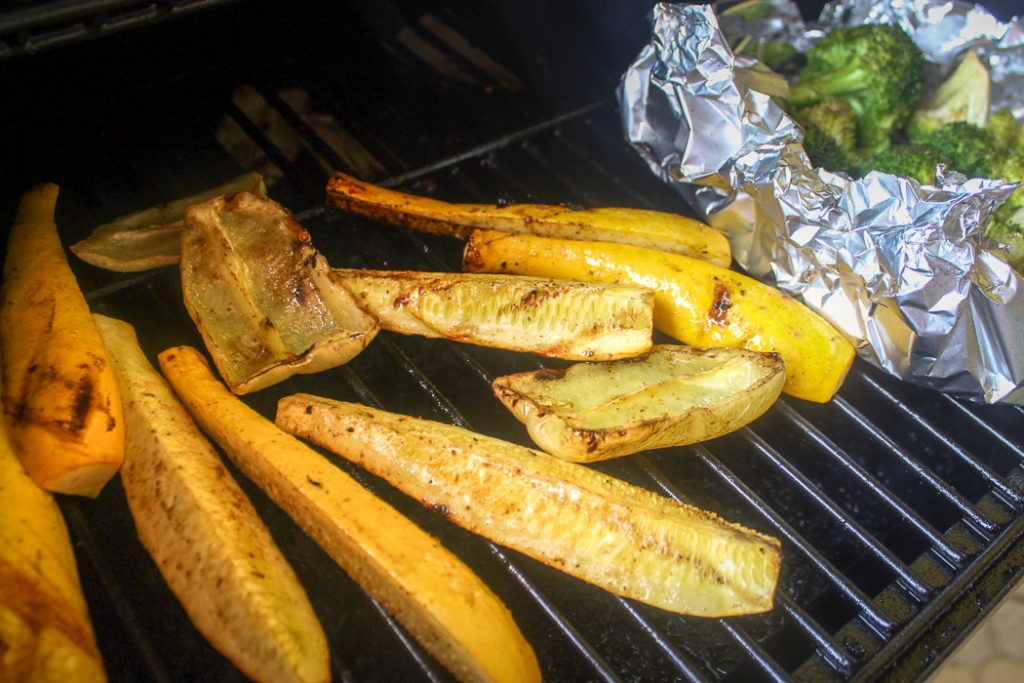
[{"x1": 2, "y1": 1, "x2": 1023, "y2": 681}]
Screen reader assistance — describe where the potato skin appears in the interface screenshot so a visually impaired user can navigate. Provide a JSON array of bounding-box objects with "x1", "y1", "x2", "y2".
[
  {"x1": 465, "y1": 229, "x2": 855, "y2": 403},
  {"x1": 1, "y1": 184, "x2": 124, "y2": 497}
]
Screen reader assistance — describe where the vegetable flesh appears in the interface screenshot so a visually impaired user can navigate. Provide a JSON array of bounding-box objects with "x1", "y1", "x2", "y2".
[
  {"x1": 330, "y1": 268, "x2": 654, "y2": 360},
  {"x1": 492, "y1": 345, "x2": 785, "y2": 461},
  {"x1": 908, "y1": 50, "x2": 990, "y2": 138},
  {"x1": 181, "y1": 191, "x2": 378, "y2": 393},
  {"x1": 464, "y1": 229, "x2": 855, "y2": 403},
  {"x1": 326, "y1": 171, "x2": 731, "y2": 266},
  {"x1": 95, "y1": 315, "x2": 329, "y2": 683},
  {"x1": 158, "y1": 346, "x2": 540, "y2": 683},
  {"x1": 276, "y1": 394, "x2": 782, "y2": 617},
  {"x1": 0, "y1": 184, "x2": 124, "y2": 497}
]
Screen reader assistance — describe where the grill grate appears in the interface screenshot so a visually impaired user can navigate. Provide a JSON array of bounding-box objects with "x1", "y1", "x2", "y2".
[{"x1": 3, "y1": 2, "x2": 1023, "y2": 681}]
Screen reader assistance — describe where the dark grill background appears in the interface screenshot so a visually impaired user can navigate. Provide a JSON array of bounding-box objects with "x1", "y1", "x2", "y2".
[{"x1": 2, "y1": 1, "x2": 1022, "y2": 681}]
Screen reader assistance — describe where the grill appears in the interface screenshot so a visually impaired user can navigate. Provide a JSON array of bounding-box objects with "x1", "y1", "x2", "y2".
[{"x1": 2, "y1": 1, "x2": 1023, "y2": 681}]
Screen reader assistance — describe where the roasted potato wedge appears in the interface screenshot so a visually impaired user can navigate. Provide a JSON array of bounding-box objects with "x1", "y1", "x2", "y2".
[
  {"x1": 464, "y1": 229, "x2": 855, "y2": 403},
  {"x1": 276, "y1": 394, "x2": 782, "y2": 617},
  {"x1": 330, "y1": 268, "x2": 654, "y2": 360},
  {"x1": 95, "y1": 316, "x2": 329, "y2": 683},
  {"x1": 492, "y1": 344, "x2": 785, "y2": 461},
  {"x1": 181, "y1": 191, "x2": 378, "y2": 393},
  {"x1": 159, "y1": 346, "x2": 541, "y2": 683},
  {"x1": 0, "y1": 184, "x2": 124, "y2": 497},
  {"x1": 70, "y1": 172, "x2": 266, "y2": 272},
  {"x1": 326, "y1": 171, "x2": 731, "y2": 266}
]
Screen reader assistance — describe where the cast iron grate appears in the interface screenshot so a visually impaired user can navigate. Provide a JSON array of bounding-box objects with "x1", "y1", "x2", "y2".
[{"x1": 3, "y1": 3, "x2": 1023, "y2": 681}]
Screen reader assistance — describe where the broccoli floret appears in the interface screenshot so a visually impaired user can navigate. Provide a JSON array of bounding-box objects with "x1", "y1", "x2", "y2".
[
  {"x1": 982, "y1": 149, "x2": 1024, "y2": 271},
  {"x1": 867, "y1": 144, "x2": 948, "y2": 184},
  {"x1": 803, "y1": 124, "x2": 860, "y2": 176},
  {"x1": 788, "y1": 24, "x2": 926, "y2": 151},
  {"x1": 907, "y1": 50, "x2": 990, "y2": 138},
  {"x1": 985, "y1": 108, "x2": 1023, "y2": 150},
  {"x1": 795, "y1": 99, "x2": 858, "y2": 153},
  {"x1": 909, "y1": 122, "x2": 995, "y2": 178}
]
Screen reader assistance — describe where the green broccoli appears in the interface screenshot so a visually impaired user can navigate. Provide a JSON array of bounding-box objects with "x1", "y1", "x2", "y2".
[
  {"x1": 795, "y1": 98, "x2": 858, "y2": 153},
  {"x1": 803, "y1": 124, "x2": 859, "y2": 175},
  {"x1": 788, "y1": 24, "x2": 927, "y2": 151},
  {"x1": 907, "y1": 50, "x2": 990, "y2": 139},
  {"x1": 867, "y1": 144, "x2": 948, "y2": 184},
  {"x1": 985, "y1": 150, "x2": 1024, "y2": 271},
  {"x1": 986, "y1": 108, "x2": 1023, "y2": 150},
  {"x1": 909, "y1": 122, "x2": 995, "y2": 178}
]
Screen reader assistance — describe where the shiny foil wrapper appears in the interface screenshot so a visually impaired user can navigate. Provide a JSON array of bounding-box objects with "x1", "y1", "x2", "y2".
[{"x1": 618, "y1": 1, "x2": 1024, "y2": 403}]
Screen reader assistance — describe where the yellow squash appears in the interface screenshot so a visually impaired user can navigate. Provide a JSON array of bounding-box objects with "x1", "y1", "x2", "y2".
[
  {"x1": 0, "y1": 184, "x2": 124, "y2": 496},
  {"x1": 95, "y1": 315, "x2": 329, "y2": 683},
  {"x1": 492, "y1": 345, "x2": 785, "y2": 461},
  {"x1": 0, "y1": 370, "x2": 106, "y2": 682},
  {"x1": 464, "y1": 229, "x2": 855, "y2": 403},
  {"x1": 159, "y1": 346, "x2": 541, "y2": 683},
  {"x1": 276, "y1": 394, "x2": 782, "y2": 617},
  {"x1": 326, "y1": 171, "x2": 732, "y2": 266},
  {"x1": 330, "y1": 268, "x2": 654, "y2": 360}
]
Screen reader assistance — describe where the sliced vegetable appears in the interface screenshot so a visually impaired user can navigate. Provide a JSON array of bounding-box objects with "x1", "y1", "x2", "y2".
[
  {"x1": 464, "y1": 229, "x2": 854, "y2": 403},
  {"x1": 159, "y1": 346, "x2": 541, "y2": 683},
  {"x1": 330, "y1": 268, "x2": 654, "y2": 360},
  {"x1": 95, "y1": 315, "x2": 329, "y2": 683},
  {"x1": 0, "y1": 184, "x2": 124, "y2": 496},
  {"x1": 492, "y1": 344, "x2": 785, "y2": 461},
  {"x1": 181, "y1": 191, "x2": 378, "y2": 394},
  {"x1": 0, "y1": 386, "x2": 106, "y2": 683},
  {"x1": 326, "y1": 171, "x2": 731, "y2": 266},
  {"x1": 70, "y1": 172, "x2": 266, "y2": 272},
  {"x1": 276, "y1": 394, "x2": 782, "y2": 617}
]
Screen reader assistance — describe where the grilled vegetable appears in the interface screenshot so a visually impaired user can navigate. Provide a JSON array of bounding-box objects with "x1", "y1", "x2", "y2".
[
  {"x1": 159, "y1": 346, "x2": 541, "y2": 683},
  {"x1": 330, "y1": 268, "x2": 654, "y2": 360},
  {"x1": 492, "y1": 344, "x2": 785, "y2": 461},
  {"x1": 276, "y1": 394, "x2": 782, "y2": 617},
  {"x1": 464, "y1": 229, "x2": 854, "y2": 403},
  {"x1": 94, "y1": 315, "x2": 329, "y2": 683},
  {"x1": 326, "y1": 171, "x2": 731, "y2": 266},
  {"x1": 181, "y1": 191, "x2": 378, "y2": 394},
  {"x1": 70, "y1": 173, "x2": 266, "y2": 272},
  {"x1": 0, "y1": 184, "x2": 124, "y2": 496},
  {"x1": 0, "y1": 389, "x2": 106, "y2": 682}
]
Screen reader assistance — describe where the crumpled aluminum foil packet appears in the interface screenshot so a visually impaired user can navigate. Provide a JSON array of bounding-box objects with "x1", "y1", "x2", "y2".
[{"x1": 618, "y1": 0, "x2": 1024, "y2": 404}]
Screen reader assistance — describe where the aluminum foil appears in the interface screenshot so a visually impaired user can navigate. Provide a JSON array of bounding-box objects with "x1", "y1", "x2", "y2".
[{"x1": 618, "y1": 1, "x2": 1024, "y2": 403}]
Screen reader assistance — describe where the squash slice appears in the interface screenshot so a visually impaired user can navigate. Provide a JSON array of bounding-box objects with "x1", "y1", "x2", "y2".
[
  {"x1": 181, "y1": 192, "x2": 378, "y2": 393},
  {"x1": 464, "y1": 229, "x2": 855, "y2": 403},
  {"x1": 276, "y1": 394, "x2": 782, "y2": 617},
  {"x1": 95, "y1": 315, "x2": 329, "y2": 683},
  {"x1": 330, "y1": 268, "x2": 654, "y2": 360},
  {"x1": 70, "y1": 173, "x2": 266, "y2": 272},
  {"x1": 159, "y1": 346, "x2": 541, "y2": 683},
  {"x1": 492, "y1": 344, "x2": 785, "y2": 461},
  {"x1": 0, "y1": 184, "x2": 124, "y2": 496},
  {"x1": 326, "y1": 171, "x2": 731, "y2": 266}
]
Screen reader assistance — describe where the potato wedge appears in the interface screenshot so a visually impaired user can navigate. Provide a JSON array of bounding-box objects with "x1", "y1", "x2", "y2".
[
  {"x1": 159, "y1": 346, "x2": 541, "y2": 683},
  {"x1": 0, "y1": 384, "x2": 106, "y2": 682},
  {"x1": 0, "y1": 184, "x2": 124, "y2": 496},
  {"x1": 181, "y1": 191, "x2": 378, "y2": 393},
  {"x1": 95, "y1": 315, "x2": 329, "y2": 683},
  {"x1": 464, "y1": 229, "x2": 855, "y2": 403},
  {"x1": 70, "y1": 172, "x2": 266, "y2": 272},
  {"x1": 276, "y1": 394, "x2": 782, "y2": 617},
  {"x1": 492, "y1": 345, "x2": 785, "y2": 461},
  {"x1": 326, "y1": 171, "x2": 731, "y2": 266},
  {"x1": 330, "y1": 268, "x2": 654, "y2": 360}
]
